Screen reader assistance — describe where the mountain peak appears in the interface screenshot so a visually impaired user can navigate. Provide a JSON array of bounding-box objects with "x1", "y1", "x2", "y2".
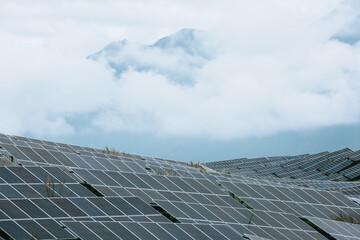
[{"x1": 87, "y1": 29, "x2": 215, "y2": 84}]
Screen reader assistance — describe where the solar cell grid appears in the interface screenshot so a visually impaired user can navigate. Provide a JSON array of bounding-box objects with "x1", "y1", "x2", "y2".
[
  {"x1": 155, "y1": 200, "x2": 189, "y2": 218},
  {"x1": 160, "y1": 223, "x2": 194, "y2": 240},
  {"x1": 168, "y1": 176, "x2": 197, "y2": 192},
  {"x1": 0, "y1": 209, "x2": 8, "y2": 219},
  {"x1": 121, "y1": 222, "x2": 158, "y2": 240},
  {"x1": 254, "y1": 199, "x2": 283, "y2": 212},
  {"x1": 87, "y1": 197, "x2": 124, "y2": 216},
  {"x1": 110, "y1": 186, "x2": 133, "y2": 196},
  {"x1": 103, "y1": 221, "x2": 140, "y2": 240},
  {"x1": 276, "y1": 228, "x2": 303, "y2": 240},
  {"x1": 12, "y1": 199, "x2": 49, "y2": 218},
  {"x1": 182, "y1": 178, "x2": 212, "y2": 194},
  {"x1": 32, "y1": 148, "x2": 63, "y2": 165},
  {"x1": 0, "y1": 185, "x2": 24, "y2": 199},
  {"x1": 0, "y1": 137, "x2": 14, "y2": 144},
  {"x1": 195, "y1": 224, "x2": 229, "y2": 239},
  {"x1": 221, "y1": 182, "x2": 251, "y2": 197},
  {"x1": 88, "y1": 169, "x2": 119, "y2": 185},
  {"x1": 159, "y1": 191, "x2": 182, "y2": 201},
  {"x1": 25, "y1": 142, "x2": 44, "y2": 149},
  {"x1": 0, "y1": 200, "x2": 29, "y2": 219},
  {"x1": 2, "y1": 144, "x2": 31, "y2": 161},
  {"x1": 174, "y1": 192, "x2": 198, "y2": 203},
  {"x1": 121, "y1": 172, "x2": 152, "y2": 189},
  {"x1": 141, "y1": 222, "x2": 177, "y2": 240},
  {"x1": 17, "y1": 146, "x2": 46, "y2": 163},
  {"x1": 136, "y1": 173, "x2": 167, "y2": 190},
  {"x1": 123, "y1": 196, "x2": 159, "y2": 214},
  {"x1": 0, "y1": 167, "x2": 24, "y2": 183},
  {"x1": 64, "y1": 152, "x2": 92, "y2": 169},
  {"x1": 0, "y1": 220, "x2": 31, "y2": 239},
  {"x1": 213, "y1": 224, "x2": 246, "y2": 239},
  {"x1": 95, "y1": 157, "x2": 118, "y2": 170},
  {"x1": 218, "y1": 206, "x2": 248, "y2": 224},
  {"x1": 275, "y1": 187, "x2": 306, "y2": 202},
  {"x1": 105, "y1": 171, "x2": 136, "y2": 188},
  {"x1": 43, "y1": 167, "x2": 77, "y2": 183},
  {"x1": 151, "y1": 175, "x2": 183, "y2": 191},
  {"x1": 130, "y1": 215, "x2": 152, "y2": 222},
  {"x1": 56, "y1": 146, "x2": 75, "y2": 154},
  {"x1": 7, "y1": 166, "x2": 41, "y2": 183},
  {"x1": 66, "y1": 183, "x2": 96, "y2": 197},
  {"x1": 189, "y1": 193, "x2": 214, "y2": 205},
  {"x1": 51, "y1": 198, "x2": 87, "y2": 217},
  {"x1": 81, "y1": 155, "x2": 107, "y2": 170},
  {"x1": 229, "y1": 224, "x2": 254, "y2": 236},
  {"x1": 12, "y1": 139, "x2": 29, "y2": 147},
  {"x1": 48, "y1": 150, "x2": 77, "y2": 167},
  {"x1": 70, "y1": 198, "x2": 106, "y2": 216},
  {"x1": 78, "y1": 150, "x2": 95, "y2": 156},
  {"x1": 105, "y1": 153, "x2": 120, "y2": 160},
  {"x1": 173, "y1": 201, "x2": 206, "y2": 220},
  {"x1": 259, "y1": 226, "x2": 288, "y2": 240},
  {"x1": 36, "y1": 218, "x2": 75, "y2": 239},
  {"x1": 30, "y1": 198, "x2": 69, "y2": 218},
  {"x1": 205, "y1": 205, "x2": 237, "y2": 223},
  {"x1": 62, "y1": 221, "x2": 102, "y2": 240},
  {"x1": 124, "y1": 161, "x2": 148, "y2": 173},
  {"x1": 261, "y1": 185, "x2": 292, "y2": 201},
  {"x1": 109, "y1": 160, "x2": 133, "y2": 172},
  {"x1": 291, "y1": 188, "x2": 321, "y2": 204},
  {"x1": 83, "y1": 221, "x2": 120, "y2": 239},
  {"x1": 92, "y1": 152, "x2": 109, "y2": 159},
  {"x1": 204, "y1": 194, "x2": 232, "y2": 207}
]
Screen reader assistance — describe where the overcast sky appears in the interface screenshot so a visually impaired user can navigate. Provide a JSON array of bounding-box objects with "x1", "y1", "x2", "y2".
[{"x1": 0, "y1": 0, "x2": 359, "y2": 161}]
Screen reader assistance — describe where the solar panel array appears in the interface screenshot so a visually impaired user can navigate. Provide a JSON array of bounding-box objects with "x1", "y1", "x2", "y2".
[
  {"x1": 0, "y1": 132, "x2": 359, "y2": 239},
  {"x1": 205, "y1": 148, "x2": 360, "y2": 198}
]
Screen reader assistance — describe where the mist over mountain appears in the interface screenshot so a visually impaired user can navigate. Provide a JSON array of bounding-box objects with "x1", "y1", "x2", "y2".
[
  {"x1": 332, "y1": 15, "x2": 360, "y2": 45},
  {"x1": 88, "y1": 29, "x2": 215, "y2": 84}
]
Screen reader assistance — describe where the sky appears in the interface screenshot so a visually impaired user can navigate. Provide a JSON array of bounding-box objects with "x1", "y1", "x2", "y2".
[{"x1": 0, "y1": 0, "x2": 360, "y2": 162}]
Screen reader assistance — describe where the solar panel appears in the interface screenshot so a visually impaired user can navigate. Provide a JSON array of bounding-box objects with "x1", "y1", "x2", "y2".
[
  {"x1": 62, "y1": 221, "x2": 102, "y2": 240},
  {"x1": 0, "y1": 220, "x2": 31, "y2": 239},
  {"x1": 36, "y1": 219, "x2": 75, "y2": 239},
  {"x1": 87, "y1": 197, "x2": 124, "y2": 216},
  {"x1": 0, "y1": 200, "x2": 29, "y2": 219},
  {"x1": 141, "y1": 222, "x2": 177, "y2": 240},
  {"x1": 121, "y1": 222, "x2": 158, "y2": 240},
  {"x1": 70, "y1": 197, "x2": 106, "y2": 216},
  {"x1": 17, "y1": 220, "x2": 54, "y2": 239},
  {"x1": 102, "y1": 221, "x2": 140, "y2": 240},
  {"x1": 0, "y1": 132, "x2": 359, "y2": 240},
  {"x1": 0, "y1": 167, "x2": 24, "y2": 183},
  {"x1": 0, "y1": 185, "x2": 24, "y2": 198},
  {"x1": 83, "y1": 221, "x2": 120, "y2": 239},
  {"x1": 30, "y1": 198, "x2": 69, "y2": 218},
  {"x1": 51, "y1": 198, "x2": 87, "y2": 217}
]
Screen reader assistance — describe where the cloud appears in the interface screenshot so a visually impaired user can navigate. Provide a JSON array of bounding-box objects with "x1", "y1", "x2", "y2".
[
  {"x1": 332, "y1": 15, "x2": 360, "y2": 44},
  {"x1": 0, "y1": 0, "x2": 360, "y2": 140},
  {"x1": 87, "y1": 29, "x2": 216, "y2": 84}
]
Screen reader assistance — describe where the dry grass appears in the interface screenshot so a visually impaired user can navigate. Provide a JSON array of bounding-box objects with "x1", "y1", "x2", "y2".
[
  {"x1": 332, "y1": 212, "x2": 360, "y2": 224},
  {"x1": 219, "y1": 169, "x2": 230, "y2": 174},
  {"x1": 153, "y1": 169, "x2": 177, "y2": 176},
  {"x1": 186, "y1": 161, "x2": 207, "y2": 174},
  {"x1": 100, "y1": 146, "x2": 133, "y2": 157},
  {"x1": 0, "y1": 152, "x2": 12, "y2": 166},
  {"x1": 44, "y1": 178, "x2": 65, "y2": 197}
]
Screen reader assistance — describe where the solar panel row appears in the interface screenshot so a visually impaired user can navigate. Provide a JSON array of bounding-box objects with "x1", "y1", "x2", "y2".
[{"x1": 0, "y1": 133, "x2": 359, "y2": 239}]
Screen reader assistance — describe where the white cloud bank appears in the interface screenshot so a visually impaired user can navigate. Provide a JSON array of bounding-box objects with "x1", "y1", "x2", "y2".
[{"x1": 0, "y1": 0, "x2": 360, "y2": 139}]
